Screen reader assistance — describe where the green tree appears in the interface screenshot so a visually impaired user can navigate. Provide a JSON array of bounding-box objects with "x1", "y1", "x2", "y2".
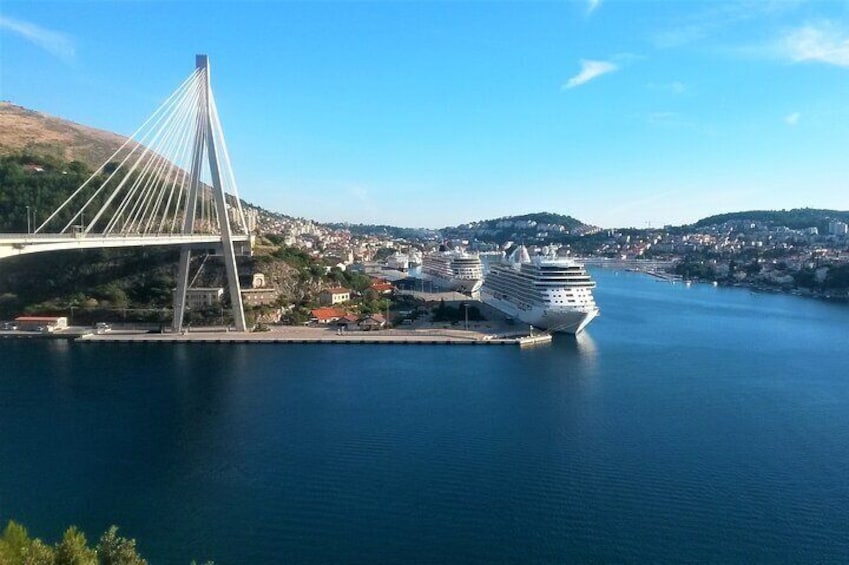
[
  {"x1": 96, "y1": 526, "x2": 147, "y2": 565},
  {"x1": 25, "y1": 539, "x2": 56, "y2": 565},
  {"x1": 0, "y1": 521, "x2": 55, "y2": 565},
  {"x1": 794, "y1": 269, "x2": 817, "y2": 289},
  {"x1": 372, "y1": 247, "x2": 396, "y2": 261},
  {"x1": 0, "y1": 520, "x2": 33, "y2": 564},
  {"x1": 824, "y1": 264, "x2": 849, "y2": 290},
  {"x1": 343, "y1": 272, "x2": 373, "y2": 293},
  {"x1": 54, "y1": 526, "x2": 96, "y2": 565}
]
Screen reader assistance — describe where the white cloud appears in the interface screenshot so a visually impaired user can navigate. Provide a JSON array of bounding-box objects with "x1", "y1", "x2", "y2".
[
  {"x1": 781, "y1": 22, "x2": 849, "y2": 67},
  {"x1": 652, "y1": 1, "x2": 807, "y2": 49},
  {"x1": 587, "y1": 0, "x2": 602, "y2": 14},
  {"x1": 785, "y1": 112, "x2": 801, "y2": 125},
  {"x1": 0, "y1": 15, "x2": 75, "y2": 62},
  {"x1": 562, "y1": 59, "x2": 618, "y2": 90}
]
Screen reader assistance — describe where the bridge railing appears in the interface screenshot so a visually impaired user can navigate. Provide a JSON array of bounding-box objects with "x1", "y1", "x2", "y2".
[{"x1": 0, "y1": 233, "x2": 249, "y2": 242}]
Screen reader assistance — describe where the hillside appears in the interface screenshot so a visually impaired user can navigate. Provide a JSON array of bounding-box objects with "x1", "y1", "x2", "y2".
[
  {"x1": 440, "y1": 211, "x2": 598, "y2": 246},
  {"x1": 471, "y1": 212, "x2": 588, "y2": 231},
  {"x1": 0, "y1": 102, "x2": 127, "y2": 170},
  {"x1": 693, "y1": 208, "x2": 849, "y2": 231},
  {"x1": 322, "y1": 222, "x2": 439, "y2": 241}
]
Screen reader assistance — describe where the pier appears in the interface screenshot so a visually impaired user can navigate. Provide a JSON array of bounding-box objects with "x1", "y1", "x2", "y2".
[
  {"x1": 76, "y1": 326, "x2": 551, "y2": 346},
  {"x1": 2, "y1": 325, "x2": 551, "y2": 346}
]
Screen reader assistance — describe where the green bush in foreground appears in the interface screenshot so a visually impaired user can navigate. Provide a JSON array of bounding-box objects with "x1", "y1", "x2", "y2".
[{"x1": 0, "y1": 520, "x2": 184, "y2": 565}]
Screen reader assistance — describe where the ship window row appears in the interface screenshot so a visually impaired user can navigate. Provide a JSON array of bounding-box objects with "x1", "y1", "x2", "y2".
[
  {"x1": 530, "y1": 275, "x2": 594, "y2": 282},
  {"x1": 528, "y1": 268, "x2": 589, "y2": 274},
  {"x1": 487, "y1": 280, "x2": 544, "y2": 304}
]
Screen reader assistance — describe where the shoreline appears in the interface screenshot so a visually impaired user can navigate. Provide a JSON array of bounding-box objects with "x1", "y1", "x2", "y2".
[{"x1": 615, "y1": 268, "x2": 849, "y2": 302}]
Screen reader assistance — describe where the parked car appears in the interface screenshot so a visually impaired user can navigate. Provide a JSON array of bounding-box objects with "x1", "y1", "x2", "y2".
[{"x1": 1, "y1": 322, "x2": 17, "y2": 331}]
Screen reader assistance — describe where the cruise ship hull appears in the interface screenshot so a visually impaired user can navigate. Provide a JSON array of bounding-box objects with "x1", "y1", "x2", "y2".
[{"x1": 481, "y1": 290, "x2": 599, "y2": 334}]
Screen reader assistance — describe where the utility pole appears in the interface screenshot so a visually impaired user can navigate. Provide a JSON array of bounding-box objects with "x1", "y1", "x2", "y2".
[{"x1": 25, "y1": 206, "x2": 30, "y2": 234}]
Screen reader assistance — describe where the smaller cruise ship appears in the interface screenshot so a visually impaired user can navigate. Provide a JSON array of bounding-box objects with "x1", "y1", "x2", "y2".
[
  {"x1": 422, "y1": 250, "x2": 483, "y2": 293},
  {"x1": 481, "y1": 246, "x2": 599, "y2": 334},
  {"x1": 408, "y1": 249, "x2": 423, "y2": 267},
  {"x1": 385, "y1": 252, "x2": 409, "y2": 272}
]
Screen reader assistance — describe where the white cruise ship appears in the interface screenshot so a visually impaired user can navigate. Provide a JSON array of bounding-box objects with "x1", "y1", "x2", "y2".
[
  {"x1": 480, "y1": 246, "x2": 599, "y2": 334},
  {"x1": 408, "y1": 249, "x2": 423, "y2": 267},
  {"x1": 422, "y1": 250, "x2": 483, "y2": 293},
  {"x1": 385, "y1": 252, "x2": 409, "y2": 272}
]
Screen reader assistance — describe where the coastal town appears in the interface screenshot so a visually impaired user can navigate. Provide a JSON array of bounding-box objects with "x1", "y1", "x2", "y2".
[
  {"x1": 253, "y1": 208, "x2": 849, "y2": 301},
  {"x1": 2, "y1": 201, "x2": 848, "y2": 342}
]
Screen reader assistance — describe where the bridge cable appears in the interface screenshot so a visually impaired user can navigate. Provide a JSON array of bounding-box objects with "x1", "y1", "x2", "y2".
[
  {"x1": 98, "y1": 72, "x2": 203, "y2": 235},
  {"x1": 34, "y1": 68, "x2": 201, "y2": 234}
]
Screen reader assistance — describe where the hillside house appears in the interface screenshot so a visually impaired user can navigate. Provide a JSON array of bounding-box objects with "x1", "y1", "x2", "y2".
[
  {"x1": 358, "y1": 313, "x2": 387, "y2": 331},
  {"x1": 239, "y1": 272, "x2": 279, "y2": 307},
  {"x1": 369, "y1": 279, "x2": 394, "y2": 295},
  {"x1": 241, "y1": 288, "x2": 279, "y2": 307},
  {"x1": 335, "y1": 314, "x2": 360, "y2": 331},
  {"x1": 310, "y1": 307, "x2": 347, "y2": 325},
  {"x1": 184, "y1": 288, "x2": 224, "y2": 309},
  {"x1": 319, "y1": 287, "x2": 350, "y2": 306}
]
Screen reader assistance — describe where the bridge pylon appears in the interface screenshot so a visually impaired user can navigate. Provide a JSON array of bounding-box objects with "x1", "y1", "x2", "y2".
[
  {"x1": 172, "y1": 55, "x2": 247, "y2": 332},
  {"x1": 1, "y1": 55, "x2": 251, "y2": 329}
]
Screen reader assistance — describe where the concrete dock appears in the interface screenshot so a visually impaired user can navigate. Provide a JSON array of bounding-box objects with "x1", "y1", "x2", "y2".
[
  {"x1": 76, "y1": 325, "x2": 551, "y2": 346},
  {"x1": 3, "y1": 291, "x2": 554, "y2": 346}
]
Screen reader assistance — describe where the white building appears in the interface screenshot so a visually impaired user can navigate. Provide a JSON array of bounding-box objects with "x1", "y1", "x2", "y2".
[
  {"x1": 319, "y1": 287, "x2": 351, "y2": 306},
  {"x1": 184, "y1": 288, "x2": 224, "y2": 309},
  {"x1": 828, "y1": 221, "x2": 848, "y2": 236}
]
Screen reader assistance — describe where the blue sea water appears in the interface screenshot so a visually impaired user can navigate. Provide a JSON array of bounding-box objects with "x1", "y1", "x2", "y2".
[{"x1": 2, "y1": 270, "x2": 849, "y2": 563}]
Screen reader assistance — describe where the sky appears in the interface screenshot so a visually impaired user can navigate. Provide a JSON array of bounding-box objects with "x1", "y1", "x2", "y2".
[{"x1": 1, "y1": 0, "x2": 849, "y2": 229}]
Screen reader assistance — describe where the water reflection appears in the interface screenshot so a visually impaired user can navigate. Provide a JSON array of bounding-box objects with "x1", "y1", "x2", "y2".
[
  {"x1": 574, "y1": 331, "x2": 598, "y2": 363},
  {"x1": 46, "y1": 338, "x2": 72, "y2": 381},
  {"x1": 543, "y1": 331, "x2": 599, "y2": 373}
]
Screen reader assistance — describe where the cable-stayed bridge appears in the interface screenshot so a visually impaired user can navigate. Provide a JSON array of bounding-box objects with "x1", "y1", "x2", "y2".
[{"x1": 0, "y1": 55, "x2": 251, "y2": 331}]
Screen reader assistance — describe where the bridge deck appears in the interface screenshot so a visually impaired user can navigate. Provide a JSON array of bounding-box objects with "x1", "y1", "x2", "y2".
[{"x1": 0, "y1": 233, "x2": 250, "y2": 259}]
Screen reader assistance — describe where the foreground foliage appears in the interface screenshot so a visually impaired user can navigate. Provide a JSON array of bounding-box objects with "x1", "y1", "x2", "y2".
[
  {"x1": 0, "y1": 521, "x2": 146, "y2": 565},
  {"x1": 0, "y1": 521, "x2": 216, "y2": 565}
]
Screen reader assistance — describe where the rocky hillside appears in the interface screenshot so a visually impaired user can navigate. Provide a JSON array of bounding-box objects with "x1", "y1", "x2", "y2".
[{"x1": 0, "y1": 102, "x2": 128, "y2": 169}]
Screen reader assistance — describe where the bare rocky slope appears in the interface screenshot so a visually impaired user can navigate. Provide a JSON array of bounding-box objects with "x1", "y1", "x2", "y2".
[{"x1": 0, "y1": 102, "x2": 127, "y2": 169}]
